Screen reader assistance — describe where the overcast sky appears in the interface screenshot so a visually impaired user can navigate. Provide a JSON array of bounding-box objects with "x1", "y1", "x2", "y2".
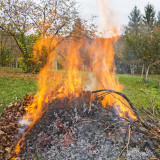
[{"x1": 76, "y1": 0, "x2": 160, "y2": 28}]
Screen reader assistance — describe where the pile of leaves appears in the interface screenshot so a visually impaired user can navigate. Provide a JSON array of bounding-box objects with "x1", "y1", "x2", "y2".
[
  {"x1": 0, "y1": 90, "x2": 160, "y2": 159},
  {"x1": 0, "y1": 94, "x2": 33, "y2": 159}
]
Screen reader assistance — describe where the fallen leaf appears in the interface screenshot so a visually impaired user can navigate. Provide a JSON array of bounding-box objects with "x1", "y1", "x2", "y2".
[
  {"x1": 5, "y1": 147, "x2": 12, "y2": 153},
  {"x1": 0, "y1": 130, "x2": 5, "y2": 136}
]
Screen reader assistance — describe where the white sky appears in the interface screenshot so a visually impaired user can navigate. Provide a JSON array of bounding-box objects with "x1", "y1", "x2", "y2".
[{"x1": 76, "y1": 0, "x2": 160, "y2": 28}]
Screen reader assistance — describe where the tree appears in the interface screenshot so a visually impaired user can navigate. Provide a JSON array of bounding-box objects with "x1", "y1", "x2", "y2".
[
  {"x1": 156, "y1": 11, "x2": 160, "y2": 25},
  {"x1": 124, "y1": 23, "x2": 160, "y2": 81},
  {"x1": 123, "y1": 4, "x2": 160, "y2": 79},
  {"x1": 0, "y1": 0, "x2": 78, "y2": 72},
  {"x1": 122, "y1": 6, "x2": 143, "y2": 74},
  {"x1": 123, "y1": 28, "x2": 139, "y2": 74},
  {"x1": 55, "y1": 17, "x2": 97, "y2": 71},
  {"x1": 143, "y1": 3, "x2": 156, "y2": 27},
  {"x1": 0, "y1": 31, "x2": 21, "y2": 67},
  {"x1": 128, "y1": 6, "x2": 142, "y2": 29},
  {"x1": 138, "y1": 27, "x2": 158, "y2": 81},
  {"x1": 71, "y1": 17, "x2": 97, "y2": 39},
  {"x1": 113, "y1": 37, "x2": 128, "y2": 74},
  {"x1": 0, "y1": 48, "x2": 12, "y2": 66}
]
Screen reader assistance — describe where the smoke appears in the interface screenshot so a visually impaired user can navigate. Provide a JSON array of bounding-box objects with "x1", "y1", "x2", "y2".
[
  {"x1": 85, "y1": 0, "x2": 122, "y2": 91},
  {"x1": 96, "y1": 0, "x2": 120, "y2": 37},
  {"x1": 85, "y1": 72, "x2": 98, "y2": 91},
  {"x1": 18, "y1": 119, "x2": 31, "y2": 135},
  {"x1": 19, "y1": 119, "x2": 31, "y2": 126}
]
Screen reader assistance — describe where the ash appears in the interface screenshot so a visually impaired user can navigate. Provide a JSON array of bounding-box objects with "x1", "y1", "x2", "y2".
[{"x1": 18, "y1": 93, "x2": 157, "y2": 160}]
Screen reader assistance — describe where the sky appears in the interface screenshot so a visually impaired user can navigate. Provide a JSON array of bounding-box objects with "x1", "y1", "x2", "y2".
[{"x1": 76, "y1": 0, "x2": 160, "y2": 28}]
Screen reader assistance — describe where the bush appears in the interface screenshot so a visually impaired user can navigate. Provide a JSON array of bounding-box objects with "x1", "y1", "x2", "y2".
[
  {"x1": 0, "y1": 49, "x2": 13, "y2": 66},
  {"x1": 18, "y1": 57, "x2": 42, "y2": 73}
]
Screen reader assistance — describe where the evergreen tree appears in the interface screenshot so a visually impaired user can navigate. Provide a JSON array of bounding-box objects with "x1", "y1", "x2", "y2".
[
  {"x1": 157, "y1": 11, "x2": 160, "y2": 25},
  {"x1": 128, "y1": 6, "x2": 142, "y2": 29},
  {"x1": 143, "y1": 3, "x2": 156, "y2": 27}
]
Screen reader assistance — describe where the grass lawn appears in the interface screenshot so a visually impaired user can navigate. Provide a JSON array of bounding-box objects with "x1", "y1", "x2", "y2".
[
  {"x1": 0, "y1": 67, "x2": 159, "y2": 114},
  {"x1": 0, "y1": 67, "x2": 37, "y2": 113},
  {"x1": 117, "y1": 74, "x2": 160, "y2": 111}
]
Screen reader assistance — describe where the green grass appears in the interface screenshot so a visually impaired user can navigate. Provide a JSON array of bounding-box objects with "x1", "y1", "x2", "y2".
[
  {"x1": 0, "y1": 67, "x2": 159, "y2": 114},
  {"x1": 0, "y1": 76, "x2": 37, "y2": 113},
  {"x1": 0, "y1": 68, "x2": 37, "y2": 113},
  {"x1": 0, "y1": 67, "x2": 23, "y2": 71},
  {"x1": 118, "y1": 74, "x2": 160, "y2": 111}
]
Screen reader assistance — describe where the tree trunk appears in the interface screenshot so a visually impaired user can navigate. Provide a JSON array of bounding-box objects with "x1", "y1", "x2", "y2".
[
  {"x1": 1, "y1": 33, "x2": 3, "y2": 66},
  {"x1": 130, "y1": 65, "x2": 132, "y2": 74},
  {"x1": 141, "y1": 63, "x2": 144, "y2": 76},
  {"x1": 133, "y1": 64, "x2": 135, "y2": 74},
  {"x1": 55, "y1": 59, "x2": 58, "y2": 70},
  {"x1": 130, "y1": 64, "x2": 135, "y2": 75},
  {"x1": 15, "y1": 61, "x2": 18, "y2": 68},
  {"x1": 144, "y1": 66, "x2": 150, "y2": 82}
]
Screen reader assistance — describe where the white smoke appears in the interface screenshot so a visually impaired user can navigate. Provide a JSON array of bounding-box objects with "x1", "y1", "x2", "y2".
[
  {"x1": 85, "y1": 72, "x2": 98, "y2": 91},
  {"x1": 19, "y1": 119, "x2": 31, "y2": 127},
  {"x1": 96, "y1": 0, "x2": 120, "y2": 37}
]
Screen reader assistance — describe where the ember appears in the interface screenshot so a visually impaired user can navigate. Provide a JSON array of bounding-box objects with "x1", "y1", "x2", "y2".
[{"x1": 12, "y1": 92, "x2": 159, "y2": 159}]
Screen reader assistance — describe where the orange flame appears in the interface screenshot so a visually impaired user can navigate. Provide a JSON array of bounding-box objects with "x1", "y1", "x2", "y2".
[
  {"x1": 13, "y1": 1, "x2": 137, "y2": 158},
  {"x1": 13, "y1": 36, "x2": 137, "y2": 157},
  {"x1": 88, "y1": 37, "x2": 137, "y2": 120},
  {"x1": 13, "y1": 36, "x2": 84, "y2": 157}
]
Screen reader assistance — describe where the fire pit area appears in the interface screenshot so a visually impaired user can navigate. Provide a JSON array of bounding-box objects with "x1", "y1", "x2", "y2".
[
  {"x1": 18, "y1": 92, "x2": 158, "y2": 160},
  {"x1": 1, "y1": 89, "x2": 159, "y2": 160}
]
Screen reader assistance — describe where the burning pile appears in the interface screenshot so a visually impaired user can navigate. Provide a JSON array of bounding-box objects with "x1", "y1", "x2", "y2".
[
  {"x1": 12, "y1": 90, "x2": 159, "y2": 160},
  {"x1": 0, "y1": 0, "x2": 159, "y2": 159},
  {"x1": 13, "y1": 35, "x2": 132, "y2": 155},
  {"x1": 9, "y1": 33, "x2": 159, "y2": 159}
]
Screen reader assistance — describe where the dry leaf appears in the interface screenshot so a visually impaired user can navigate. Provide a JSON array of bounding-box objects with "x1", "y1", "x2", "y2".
[
  {"x1": 0, "y1": 94, "x2": 33, "y2": 158},
  {"x1": 5, "y1": 147, "x2": 12, "y2": 153},
  {"x1": 0, "y1": 130, "x2": 5, "y2": 136}
]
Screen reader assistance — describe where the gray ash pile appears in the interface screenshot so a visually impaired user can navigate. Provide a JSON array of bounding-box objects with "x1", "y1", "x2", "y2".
[{"x1": 15, "y1": 92, "x2": 159, "y2": 160}]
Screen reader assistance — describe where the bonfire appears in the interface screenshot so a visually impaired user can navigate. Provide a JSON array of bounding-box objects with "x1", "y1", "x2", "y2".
[{"x1": 0, "y1": 1, "x2": 160, "y2": 160}]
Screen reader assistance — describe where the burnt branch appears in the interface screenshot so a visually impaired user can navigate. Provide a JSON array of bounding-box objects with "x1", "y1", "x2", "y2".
[
  {"x1": 92, "y1": 89, "x2": 148, "y2": 128},
  {"x1": 92, "y1": 89, "x2": 160, "y2": 140}
]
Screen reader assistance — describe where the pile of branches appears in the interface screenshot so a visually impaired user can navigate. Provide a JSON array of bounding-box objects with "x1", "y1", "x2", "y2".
[
  {"x1": 93, "y1": 89, "x2": 160, "y2": 158},
  {"x1": 0, "y1": 94, "x2": 33, "y2": 159}
]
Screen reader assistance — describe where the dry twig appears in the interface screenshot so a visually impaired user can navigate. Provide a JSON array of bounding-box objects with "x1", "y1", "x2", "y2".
[
  {"x1": 118, "y1": 124, "x2": 131, "y2": 159},
  {"x1": 93, "y1": 89, "x2": 152, "y2": 130}
]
